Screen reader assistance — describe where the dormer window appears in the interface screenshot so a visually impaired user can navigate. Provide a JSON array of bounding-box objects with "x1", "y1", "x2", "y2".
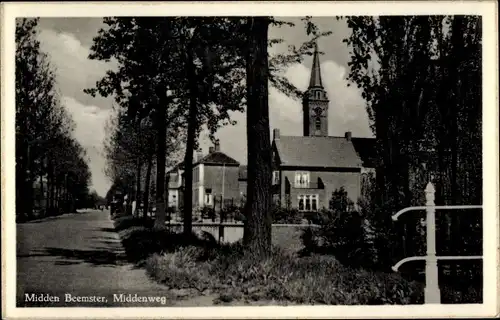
[{"x1": 294, "y1": 171, "x2": 310, "y2": 188}]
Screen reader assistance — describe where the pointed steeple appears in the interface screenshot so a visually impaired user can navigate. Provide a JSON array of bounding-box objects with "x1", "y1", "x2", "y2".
[{"x1": 308, "y1": 42, "x2": 323, "y2": 88}]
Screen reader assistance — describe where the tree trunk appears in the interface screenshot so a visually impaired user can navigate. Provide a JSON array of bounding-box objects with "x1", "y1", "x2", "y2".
[
  {"x1": 448, "y1": 16, "x2": 466, "y2": 280},
  {"x1": 153, "y1": 97, "x2": 167, "y2": 230},
  {"x1": 50, "y1": 173, "x2": 56, "y2": 213},
  {"x1": 182, "y1": 47, "x2": 198, "y2": 237},
  {"x1": 55, "y1": 184, "x2": 60, "y2": 213},
  {"x1": 25, "y1": 150, "x2": 35, "y2": 218},
  {"x1": 143, "y1": 155, "x2": 153, "y2": 221},
  {"x1": 16, "y1": 156, "x2": 28, "y2": 219},
  {"x1": 40, "y1": 173, "x2": 45, "y2": 216},
  {"x1": 164, "y1": 172, "x2": 170, "y2": 223},
  {"x1": 134, "y1": 159, "x2": 142, "y2": 216},
  {"x1": 47, "y1": 166, "x2": 52, "y2": 213},
  {"x1": 243, "y1": 17, "x2": 272, "y2": 258}
]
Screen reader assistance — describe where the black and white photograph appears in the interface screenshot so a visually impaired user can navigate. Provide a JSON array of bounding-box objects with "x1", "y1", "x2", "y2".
[{"x1": 2, "y1": 1, "x2": 498, "y2": 319}]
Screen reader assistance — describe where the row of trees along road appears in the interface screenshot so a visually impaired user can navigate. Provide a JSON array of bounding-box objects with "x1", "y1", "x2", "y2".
[
  {"x1": 16, "y1": 18, "x2": 94, "y2": 221},
  {"x1": 344, "y1": 16, "x2": 482, "y2": 272},
  {"x1": 87, "y1": 17, "x2": 330, "y2": 257}
]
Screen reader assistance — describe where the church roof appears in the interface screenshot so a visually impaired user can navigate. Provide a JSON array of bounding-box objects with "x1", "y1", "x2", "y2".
[
  {"x1": 273, "y1": 135, "x2": 364, "y2": 168},
  {"x1": 309, "y1": 43, "x2": 324, "y2": 88},
  {"x1": 351, "y1": 137, "x2": 377, "y2": 168}
]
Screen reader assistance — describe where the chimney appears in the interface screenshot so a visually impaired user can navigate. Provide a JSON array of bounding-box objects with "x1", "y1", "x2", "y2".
[
  {"x1": 214, "y1": 139, "x2": 220, "y2": 152},
  {"x1": 345, "y1": 131, "x2": 352, "y2": 141},
  {"x1": 197, "y1": 151, "x2": 204, "y2": 161},
  {"x1": 209, "y1": 146, "x2": 215, "y2": 154},
  {"x1": 273, "y1": 129, "x2": 280, "y2": 140}
]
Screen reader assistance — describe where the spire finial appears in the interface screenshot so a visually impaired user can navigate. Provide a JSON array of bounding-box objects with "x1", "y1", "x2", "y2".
[{"x1": 309, "y1": 42, "x2": 323, "y2": 88}]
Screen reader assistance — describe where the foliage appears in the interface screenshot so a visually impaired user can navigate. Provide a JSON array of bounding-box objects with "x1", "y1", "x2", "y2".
[
  {"x1": 145, "y1": 244, "x2": 424, "y2": 305},
  {"x1": 300, "y1": 188, "x2": 374, "y2": 268},
  {"x1": 88, "y1": 16, "x2": 332, "y2": 253},
  {"x1": 16, "y1": 18, "x2": 92, "y2": 220},
  {"x1": 116, "y1": 214, "x2": 479, "y2": 304},
  {"x1": 272, "y1": 207, "x2": 303, "y2": 224},
  {"x1": 113, "y1": 215, "x2": 214, "y2": 263},
  {"x1": 200, "y1": 206, "x2": 216, "y2": 220},
  {"x1": 343, "y1": 15, "x2": 482, "y2": 270}
]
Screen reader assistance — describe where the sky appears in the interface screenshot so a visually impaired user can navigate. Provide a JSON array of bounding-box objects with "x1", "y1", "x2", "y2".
[{"x1": 35, "y1": 17, "x2": 373, "y2": 197}]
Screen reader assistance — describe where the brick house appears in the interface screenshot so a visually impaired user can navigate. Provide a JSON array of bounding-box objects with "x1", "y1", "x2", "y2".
[
  {"x1": 271, "y1": 43, "x2": 376, "y2": 211},
  {"x1": 189, "y1": 140, "x2": 241, "y2": 209}
]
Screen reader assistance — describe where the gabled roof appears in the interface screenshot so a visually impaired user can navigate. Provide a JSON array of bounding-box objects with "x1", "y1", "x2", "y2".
[
  {"x1": 273, "y1": 135, "x2": 363, "y2": 168},
  {"x1": 239, "y1": 165, "x2": 247, "y2": 180},
  {"x1": 351, "y1": 137, "x2": 377, "y2": 169},
  {"x1": 167, "y1": 162, "x2": 184, "y2": 174},
  {"x1": 197, "y1": 151, "x2": 239, "y2": 166}
]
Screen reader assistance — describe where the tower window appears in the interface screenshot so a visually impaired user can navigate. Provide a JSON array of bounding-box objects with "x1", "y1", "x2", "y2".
[{"x1": 315, "y1": 117, "x2": 321, "y2": 130}]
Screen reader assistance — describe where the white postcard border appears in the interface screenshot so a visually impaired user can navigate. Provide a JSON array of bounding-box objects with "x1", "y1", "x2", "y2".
[{"x1": 1, "y1": 1, "x2": 498, "y2": 319}]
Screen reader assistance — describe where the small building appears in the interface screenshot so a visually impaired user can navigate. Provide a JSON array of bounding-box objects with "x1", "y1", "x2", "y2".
[
  {"x1": 167, "y1": 163, "x2": 184, "y2": 210},
  {"x1": 190, "y1": 140, "x2": 240, "y2": 209}
]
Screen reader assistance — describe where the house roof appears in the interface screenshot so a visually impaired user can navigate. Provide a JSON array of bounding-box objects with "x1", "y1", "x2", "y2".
[
  {"x1": 197, "y1": 151, "x2": 240, "y2": 166},
  {"x1": 239, "y1": 165, "x2": 247, "y2": 180},
  {"x1": 167, "y1": 163, "x2": 184, "y2": 174},
  {"x1": 351, "y1": 137, "x2": 377, "y2": 168},
  {"x1": 273, "y1": 135, "x2": 364, "y2": 168}
]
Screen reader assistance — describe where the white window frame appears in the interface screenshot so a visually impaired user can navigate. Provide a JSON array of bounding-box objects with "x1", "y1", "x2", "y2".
[
  {"x1": 272, "y1": 171, "x2": 280, "y2": 185},
  {"x1": 297, "y1": 194, "x2": 319, "y2": 212},
  {"x1": 204, "y1": 194, "x2": 212, "y2": 206},
  {"x1": 204, "y1": 188, "x2": 213, "y2": 206},
  {"x1": 294, "y1": 171, "x2": 310, "y2": 188}
]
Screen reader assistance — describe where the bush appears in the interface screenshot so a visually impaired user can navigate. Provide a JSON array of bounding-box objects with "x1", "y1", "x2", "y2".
[
  {"x1": 272, "y1": 207, "x2": 303, "y2": 224},
  {"x1": 145, "y1": 244, "x2": 424, "y2": 305},
  {"x1": 114, "y1": 215, "x2": 154, "y2": 231},
  {"x1": 113, "y1": 216, "x2": 216, "y2": 264},
  {"x1": 220, "y1": 205, "x2": 240, "y2": 221},
  {"x1": 233, "y1": 210, "x2": 245, "y2": 222},
  {"x1": 200, "y1": 206, "x2": 216, "y2": 220},
  {"x1": 301, "y1": 187, "x2": 375, "y2": 269}
]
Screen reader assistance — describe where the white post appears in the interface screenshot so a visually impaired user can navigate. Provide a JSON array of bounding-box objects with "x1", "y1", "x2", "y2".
[
  {"x1": 424, "y1": 181, "x2": 441, "y2": 304},
  {"x1": 221, "y1": 163, "x2": 225, "y2": 210}
]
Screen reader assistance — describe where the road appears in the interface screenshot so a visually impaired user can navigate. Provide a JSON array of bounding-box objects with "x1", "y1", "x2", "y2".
[{"x1": 16, "y1": 210, "x2": 175, "y2": 307}]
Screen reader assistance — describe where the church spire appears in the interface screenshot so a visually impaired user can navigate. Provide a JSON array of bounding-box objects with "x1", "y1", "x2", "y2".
[{"x1": 308, "y1": 42, "x2": 323, "y2": 88}]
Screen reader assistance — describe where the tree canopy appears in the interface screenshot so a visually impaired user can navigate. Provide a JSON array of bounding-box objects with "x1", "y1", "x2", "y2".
[{"x1": 16, "y1": 18, "x2": 93, "y2": 220}]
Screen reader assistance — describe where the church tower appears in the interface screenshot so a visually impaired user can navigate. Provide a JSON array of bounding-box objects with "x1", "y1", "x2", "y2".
[{"x1": 303, "y1": 43, "x2": 329, "y2": 137}]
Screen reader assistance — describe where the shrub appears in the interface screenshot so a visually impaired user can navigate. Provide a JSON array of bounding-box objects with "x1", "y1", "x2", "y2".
[
  {"x1": 113, "y1": 216, "x2": 216, "y2": 264},
  {"x1": 302, "y1": 210, "x2": 324, "y2": 224},
  {"x1": 199, "y1": 206, "x2": 216, "y2": 220},
  {"x1": 220, "y1": 205, "x2": 240, "y2": 221},
  {"x1": 145, "y1": 244, "x2": 424, "y2": 305},
  {"x1": 114, "y1": 215, "x2": 154, "y2": 231},
  {"x1": 272, "y1": 207, "x2": 303, "y2": 224},
  {"x1": 233, "y1": 210, "x2": 245, "y2": 222},
  {"x1": 301, "y1": 187, "x2": 375, "y2": 269}
]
